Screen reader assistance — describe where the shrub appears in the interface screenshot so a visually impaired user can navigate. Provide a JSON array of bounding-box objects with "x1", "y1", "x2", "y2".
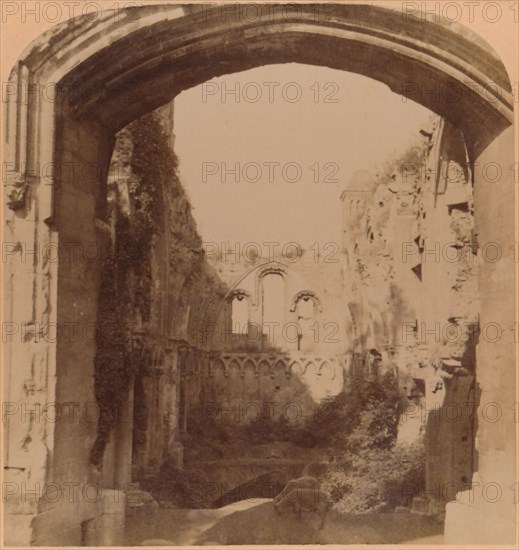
[
  {"x1": 242, "y1": 410, "x2": 296, "y2": 444},
  {"x1": 324, "y1": 442, "x2": 425, "y2": 513},
  {"x1": 300, "y1": 369, "x2": 400, "y2": 452},
  {"x1": 142, "y1": 459, "x2": 211, "y2": 508}
]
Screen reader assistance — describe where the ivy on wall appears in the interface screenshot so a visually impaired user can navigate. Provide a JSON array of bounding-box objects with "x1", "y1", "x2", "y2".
[
  {"x1": 90, "y1": 238, "x2": 130, "y2": 468},
  {"x1": 90, "y1": 110, "x2": 180, "y2": 469},
  {"x1": 90, "y1": 107, "x2": 230, "y2": 471}
]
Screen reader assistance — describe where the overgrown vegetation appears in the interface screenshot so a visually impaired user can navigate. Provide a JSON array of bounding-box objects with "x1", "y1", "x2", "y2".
[
  {"x1": 91, "y1": 113, "x2": 428, "y2": 514},
  {"x1": 179, "y1": 369, "x2": 423, "y2": 512},
  {"x1": 141, "y1": 460, "x2": 212, "y2": 508},
  {"x1": 90, "y1": 239, "x2": 130, "y2": 468},
  {"x1": 324, "y1": 442, "x2": 425, "y2": 513},
  {"x1": 185, "y1": 370, "x2": 399, "y2": 449},
  {"x1": 90, "y1": 111, "x2": 180, "y2": 468}
]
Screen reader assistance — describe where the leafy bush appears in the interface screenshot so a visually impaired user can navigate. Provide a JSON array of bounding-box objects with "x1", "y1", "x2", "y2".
[
  {"x1": 179, "y1": 369, "x2": 423, "y2": 514},
  {"x1": 241, "y1": 410, "x2": 296, "y2": 444},
  {"x1": 186, "y1": 370, "x2": 400, "y2": 453},
  {"x1": 324, "y1": 442, "x2": 425, "y2": 513},
  {"x1": 300, "y1": 369, "x2": 400, "y2": 452},
  {"x1": 141, "y1": 459, "x2": 211, "y2": 508},
  {"x1": 313, "y1": 369, "x2": 425, "y2": 513}
]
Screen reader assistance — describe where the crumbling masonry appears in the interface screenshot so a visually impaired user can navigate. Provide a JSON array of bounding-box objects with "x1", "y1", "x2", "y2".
[{"x1": 3, "y1": 4, "x2": 515, "y2": 546}]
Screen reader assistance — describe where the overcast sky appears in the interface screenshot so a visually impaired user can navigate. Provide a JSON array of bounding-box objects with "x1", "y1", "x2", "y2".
[{"x1": 174, "y1": 63, "x2": 432, "y2": 250}]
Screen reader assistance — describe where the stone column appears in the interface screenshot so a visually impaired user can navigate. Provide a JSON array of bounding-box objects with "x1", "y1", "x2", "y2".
[
  {"x1": 444, "y1": 126, "x2": 516, "y2": 544},
  {"x1": 114, "y1": 380, "x2": 134, "y2": 488},
  {"x1": 82, "y1": 490, "x2": 125, "y2": 546}
]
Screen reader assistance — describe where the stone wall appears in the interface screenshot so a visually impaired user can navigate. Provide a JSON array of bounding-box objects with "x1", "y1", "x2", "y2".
[
  {"x1": 99, "y1": 104, "x2": 230, "y2": 481},
  {"x1": 414, "y1": 119, "x2": 480, "y2": 507},
  {"x1": 444, "y1": 124, "x2": 516, "y2": 545},
  {"x1": 206, "y1": 250, "x2": 350, "y2": 353},
  {"x1": 196, "y1": 250, "x2": 352, "y2": 424},
  {"x1": 341, "y1": 116, "x2": 481, "y2": 513}
]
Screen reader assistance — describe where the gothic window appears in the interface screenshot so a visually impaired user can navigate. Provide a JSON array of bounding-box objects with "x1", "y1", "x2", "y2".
[
  {"x1": 262, "y1": 273, "x2": 284, "y2": 336},
  {"x1": 297, "y1": 295, "x2": 315, "y2": 320},
  {"x1": 231, "y1": 292, "x2": 249, "y2": 334},
  {"x1": 291, "y1": 292, "x2": 321, "y2": 351}
]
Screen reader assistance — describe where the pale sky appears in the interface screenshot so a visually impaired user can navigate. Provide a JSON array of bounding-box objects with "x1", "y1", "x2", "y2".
[{"x1": 174, "y1": 63, "x2": 432, "y2": 249}]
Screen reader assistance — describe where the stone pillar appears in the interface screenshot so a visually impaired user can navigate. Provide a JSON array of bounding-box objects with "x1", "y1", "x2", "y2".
[
  {"x1": 3, "y1": 496, "x2": 38, "y2": 546},
  {"x1": 114, "y1": 380, "x2": 135, "y2": 488},
  {"x1": 82, "y1": 490, "x2": 125, "y2": 546},
  {"x1": 165, "y1": 342, "x2": 184, "y2": 467},
  {"x1": 444, "y1": 126, "x2": 516, "y2": 544}
]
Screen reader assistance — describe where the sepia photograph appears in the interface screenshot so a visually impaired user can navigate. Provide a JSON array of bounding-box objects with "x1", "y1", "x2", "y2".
[{"x1": 1, "y1": 1, "x2": 517, "y2": 547}]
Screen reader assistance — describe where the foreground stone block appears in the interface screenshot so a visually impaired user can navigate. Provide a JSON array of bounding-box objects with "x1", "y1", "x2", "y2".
[
  {"x1": 4, "y1": 514, "x2": 35, "y2": 546},
  {"x1": 445, "y1": 490, "x2": 516, "y2": 545},
  {"x1": 82, "y1": 490, "x2": 126, "y2": 546}
]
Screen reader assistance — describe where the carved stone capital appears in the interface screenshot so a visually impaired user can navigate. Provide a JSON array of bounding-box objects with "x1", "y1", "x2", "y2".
[{"x1": 6, "y1": 176, "x2": 29, "y2": 211}]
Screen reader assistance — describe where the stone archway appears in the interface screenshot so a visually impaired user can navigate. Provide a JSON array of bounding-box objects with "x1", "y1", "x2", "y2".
[{"x1": 3, "y1": 3, "x2": 515, "y2": 546}]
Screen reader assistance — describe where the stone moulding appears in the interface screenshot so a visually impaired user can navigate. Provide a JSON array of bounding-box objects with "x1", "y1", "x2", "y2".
[{"x1": 208, "y1": 352, "x2": 348, "y2": 380}]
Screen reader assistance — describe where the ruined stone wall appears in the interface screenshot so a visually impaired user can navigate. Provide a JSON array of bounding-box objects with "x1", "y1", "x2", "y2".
[
  {"x1": 413, "y1": 119, "x2": 479, "y2": 504},
  {"x1": 444, "y1": 124, "x2": 515, "y2": 545},
  {"x1": 206, "y1": 250, "x2": 350, "y2": 353},
  {"x1": 195, "y1": 251, "x2": 352, "y2": 424},
  {"x1": 98, "y1": 103, "x2": 229, "y2": 481},
  {"x1": 342, "y1": 116, "x2": 480, "y2": 511},
  {"x1": 341, "y1": 143, "x2": 428, "y2": 356}
]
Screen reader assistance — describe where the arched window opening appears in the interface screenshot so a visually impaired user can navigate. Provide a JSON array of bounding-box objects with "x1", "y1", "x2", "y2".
[
  {"x1": 297, "y1": 295, "x2": 315, "y2": 320},
  {"x1": 231, "y1": 293, "x2": 249, "y2": 334},
  {"x1": 297, "y1": 295, "x2": 315, "y2": 352},
  {"x1": 262, "y1": 273, "x2": 285, "y2": 339}
]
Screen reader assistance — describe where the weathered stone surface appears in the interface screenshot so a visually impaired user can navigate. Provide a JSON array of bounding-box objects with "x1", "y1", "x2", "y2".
[
  {"x1": 3, "y1": 514, "x2": 35, "y2": 546},
  {"x1": 3, "y1": 3, "x2": 514, "y2": 545},
  {"x1": 340, "y1": 114, "x2": 514, "y2": 544}
]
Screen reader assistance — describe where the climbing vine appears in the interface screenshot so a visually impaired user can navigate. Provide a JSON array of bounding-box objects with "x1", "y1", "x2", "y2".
[
  {"x1": 90, "y1": 238, "x2": 129, "y2": 468},
  {"x1": 90, "y1": 110, "x2": 182, "y2": 469}
]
